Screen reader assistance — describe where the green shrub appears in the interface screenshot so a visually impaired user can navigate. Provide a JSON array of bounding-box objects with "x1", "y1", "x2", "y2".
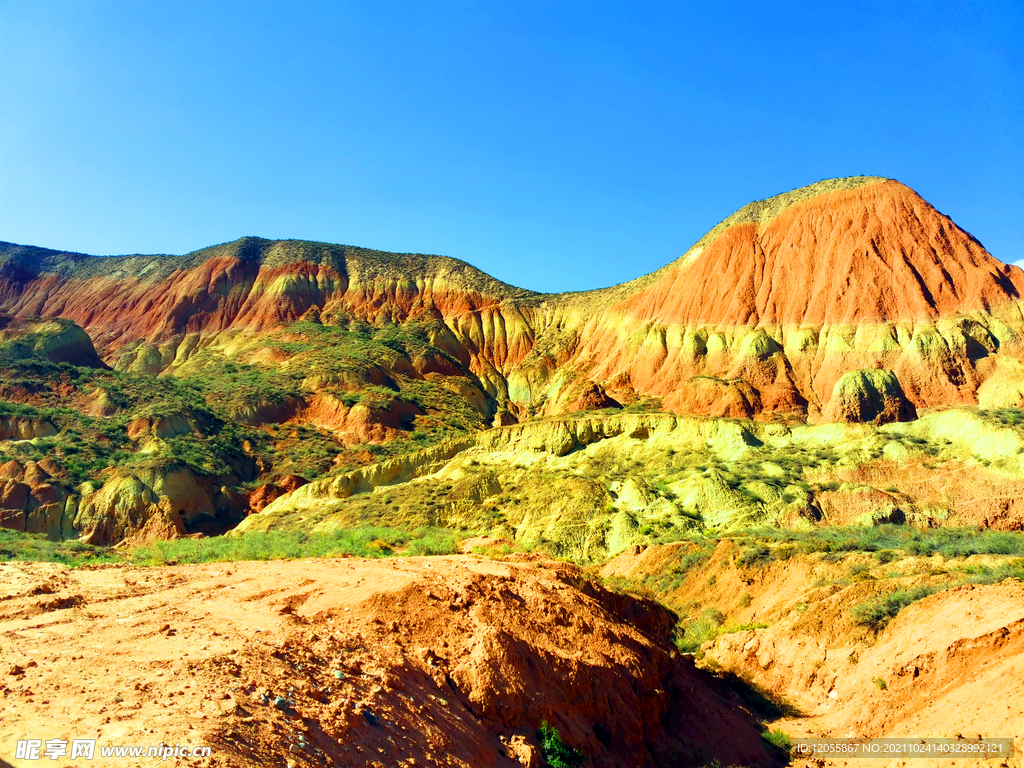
[
  {"x1": 405, "y1": 527, "x2": 460, "y2": 556},
  {"x1": 736, "y1": 543, "x2": 770, "y2": 568},
  {"x1": 538, "y1": 721, "x2": 583, "y2": 768},
  {"x1": 675, "y1": 607, "x2": 725, "y2": 654},
  {"x1": 763, "y1": 729, "x2": 792, "y2": 751}
]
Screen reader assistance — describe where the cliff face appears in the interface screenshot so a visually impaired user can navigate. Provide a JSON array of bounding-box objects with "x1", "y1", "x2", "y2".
[{"x1": 3, "y1": 177, "x2": 1023, "y2": 425}]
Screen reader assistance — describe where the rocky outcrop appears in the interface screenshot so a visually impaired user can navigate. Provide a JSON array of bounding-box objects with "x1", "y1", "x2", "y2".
[
  {"x1": 821, "y1": 369, "x2": 918, "y2": 424},
  {"x1": 73, "y1": 461, "x2": 227, "y2": 545},
  {"x1": 0, "y1": 416, "x2": 57, "y2": 440},
  {"x1": 247, "y1": 474, "x2": 308, "y2": 514},
  {"x1": 302, "y1": 393, "x2": 423, "y2": 444},
  {"x1": 0, "y1": 459, "x2": 75, "y2": 539},
  {"x1": 74, "y1": 474, "x2": 184, "y2": 545},
  {"x1": 0, "y1": 315, "x2": 105, "y2": 367},
  {"x1": 126, "y1": 414, "x2": 193, "y2": 440},
  {"x1": 569, "y1": 381, "x2": 620, "y2": 411}
]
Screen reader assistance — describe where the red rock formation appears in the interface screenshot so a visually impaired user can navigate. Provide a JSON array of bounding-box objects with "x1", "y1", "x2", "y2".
[
  {"x1": 301, "y1": 393, "x2": 423, "y2": 445},
  {"x1": 617, "y1": 181, "x2": 1020, "y2": 327},
  {"x1": 570, "y1": 381, "x2": 621, "y2": 411},
  {"x1": 248, "y1": 474, "x2": 309, "y2": 514}
]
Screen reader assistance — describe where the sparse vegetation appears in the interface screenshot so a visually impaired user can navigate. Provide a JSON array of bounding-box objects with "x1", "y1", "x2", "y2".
[
  {"x1": 0, "y1": 526, "x2": 460, "y2": 567},
  {"x1": 736, "y1": 543, "x2": 771, "y2": 568},
  {"x1": 131, "y1": 526, "x2": 459, "y2": 565},
  {"x1": 731, "y1": 526, "x2": 1024, "y2": 560}
]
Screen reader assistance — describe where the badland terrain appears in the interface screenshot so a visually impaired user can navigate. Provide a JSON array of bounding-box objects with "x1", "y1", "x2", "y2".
[{"x1": 1, "y1": 176, "x2": 1023, "y2": 766}]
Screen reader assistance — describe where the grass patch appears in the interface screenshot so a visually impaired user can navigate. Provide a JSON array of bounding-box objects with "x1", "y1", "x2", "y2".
[
  {"x1": 675, "y1": 607, "x2": 725, "y2": 655},
  {"x1": 762, "y1": 728, "x2": 792, "y2": 751},
  {"x1": 1, "y1": 526, "x2": 462, "y2": 567},
  {"x1": 733, "y1": 525, "x2": 1024, "y2": 559},
  {"x1": 850, "y1": 584, "x2": 943, "y2": 629},
  {"x1": 131, "y1": 526, "x2": 460, "y2": 565},
  {"x1": 0, "y1": 529, "x2": 120, "y2": 566},
  {"x1": 720, "y1": 622, "x2": 768, "y2": 634},
  {"x1": 959, "y1": 558, "x2": 1024, "y2": 584},
  {"x1": 851, "y1": 558, "x2": 1024, "y2": 629}
]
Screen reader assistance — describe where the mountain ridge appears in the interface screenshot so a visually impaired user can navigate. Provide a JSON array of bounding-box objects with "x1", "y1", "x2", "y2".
[
  {"x1": 0, "y1": 176, "x2": 896, "y2": 297},
  {"x1": 2, "y1": 176, "x2": 1024, "y2": 426}
]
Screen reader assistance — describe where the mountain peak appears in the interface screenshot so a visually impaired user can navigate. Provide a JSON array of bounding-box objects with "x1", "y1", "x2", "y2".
[
  {"x1": 620, "y1": 177, "x2": 1020, "y2": 328},
  {"x1": 681, "y1": 175, "x2": 891, "y2": 262}
]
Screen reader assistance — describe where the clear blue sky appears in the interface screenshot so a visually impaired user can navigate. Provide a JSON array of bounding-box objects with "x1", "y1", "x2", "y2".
[{"x1": 1, "y1": 1, "x2": 1021, "y2": 292}]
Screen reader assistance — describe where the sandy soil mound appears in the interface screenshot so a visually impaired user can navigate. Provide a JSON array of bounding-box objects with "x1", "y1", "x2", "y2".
[{"x1": 0, "y1": 555, "x2": 775, "y2": 768}]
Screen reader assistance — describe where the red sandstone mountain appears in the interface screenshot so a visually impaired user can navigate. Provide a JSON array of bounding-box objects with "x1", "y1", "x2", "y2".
[
  {"x1": 560, "y1": 177, "x2": 1024, "y2": 419},
  {"x1": 3, "y1": 176, "x2": 1022, "y2": 425}
]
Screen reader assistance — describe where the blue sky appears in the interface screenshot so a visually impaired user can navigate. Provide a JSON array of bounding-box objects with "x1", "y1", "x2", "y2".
[{"x1": 1, "y1": 1, "x2": 1021, "y2": 292}]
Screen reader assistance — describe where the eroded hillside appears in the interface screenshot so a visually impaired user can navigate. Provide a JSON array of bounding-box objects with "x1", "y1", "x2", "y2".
[
  {"x1": 2, "y1": 175, "x2": 1024, "y2": 766},
  {"x1": 238, "y1": 409, "x2": 1024, "y2": 560},
  {"x1": 4, "y1": 177, "x2": 1024, "y2": 427},
  {"x1": 3, "y1": 175, "x2": 1024, "y2": 549},
  {"x1": 599, "y1": 534, "x2": 1024, "y2": 766}
]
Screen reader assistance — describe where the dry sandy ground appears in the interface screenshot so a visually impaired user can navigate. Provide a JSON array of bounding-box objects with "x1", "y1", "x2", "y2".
[{"x1": 0, "y1": 554, "x2": 775, "y2": 768}]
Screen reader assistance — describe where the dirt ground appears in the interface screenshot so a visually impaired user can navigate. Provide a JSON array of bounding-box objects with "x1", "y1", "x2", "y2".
[{"x1": 0, "y1": 554, "x2": 775, "y2": 768}]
